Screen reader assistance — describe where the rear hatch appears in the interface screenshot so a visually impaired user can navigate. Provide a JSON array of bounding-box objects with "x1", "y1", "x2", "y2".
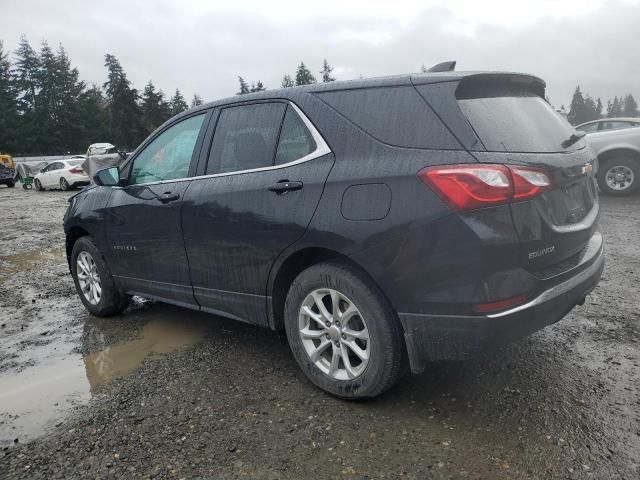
[{"x1": 455, "y1": 74, "x2": 599, "y2": 275}]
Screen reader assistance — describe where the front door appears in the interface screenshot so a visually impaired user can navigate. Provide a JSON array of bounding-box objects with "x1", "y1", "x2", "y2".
[
  {"x1": 182, "y1": 102, "x2": 334, "y2": 325},
  {"x1": 104, "y1": 112, "x2": 208, "y2": 308}
]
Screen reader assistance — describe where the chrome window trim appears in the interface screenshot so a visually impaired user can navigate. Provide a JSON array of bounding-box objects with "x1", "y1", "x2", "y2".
[{"x1": 120, "y1": 101, "x2": 331, "y2": 188}]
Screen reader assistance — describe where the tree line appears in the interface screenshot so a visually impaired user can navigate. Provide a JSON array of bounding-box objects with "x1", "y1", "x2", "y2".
[
  {"x1": 237, "y1": 59, "x2": 335, "y2": 94},
  {"x1": 566, "y1": 86, "x2": 638, "y2": 125},
  {"x1": 0, "y1": 36, "x2": 202, "y2": 155},
  {"x1": 3, "y1": 37, "x2": 640, "y2": 156}
]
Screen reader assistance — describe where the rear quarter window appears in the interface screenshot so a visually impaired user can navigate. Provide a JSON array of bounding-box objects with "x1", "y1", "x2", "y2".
[{"x1": 315, "y1": 86, "x2": 460, "y2": 149}]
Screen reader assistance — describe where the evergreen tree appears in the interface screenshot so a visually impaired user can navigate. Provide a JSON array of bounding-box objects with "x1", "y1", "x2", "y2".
[
  {"x1": 420, "y1": 64, "x2": 428, "y2": 73},
  {"x1": 595, "y1": 98, "x2": 603, "y2": 118},
  {"x1": 250, "y1": 80, "x2": 266, "y2": 92},
  {"x1": 170, "y1": 88, "x2": 188, "y2": 115},
  {"x1": 0, "y1": 41, "x2": 19, "y2": 153},
  {"x1": 623, "y1": 94, "x2": 638, "y2": 117},
  {"x1": 295, "y1": 62, "x2": 316, "y2": 86},
  {"x1": 141, "y1": 81, "x2": 171, "y2": 135},
  {"x1": 583, "y1": 95, "x2": 599, "y2": 123},
  {"x1": 78, "y1": 85, "x2": 109, "y2": 147},
  {"x1": 191, "y1": 93, "x2": 203, "y2": 108},
  {"x1": 320, "y1": 59, "x2": 335, "y2": 82},
  {"x1": 52, "y1": 45, "x2": 86, "y2": 153},
  {"x1": 608, "y1": 96, "x2": 623, "y2": 117},
  {"x1": 103, "y1": 54, "x2": 143, "y2": 149},
  {"x1": 281, "y1": 74, "x2": 294, "y2": 88},
  {"x1": 13, "y1": 36, "x2": 40, "y2": 151},
  {"x1": 237, "y1": 76, "x2": 250, "y2": 95},
  {"x1": 567, "y1": 86, "x2": 586, "y2": 125}
]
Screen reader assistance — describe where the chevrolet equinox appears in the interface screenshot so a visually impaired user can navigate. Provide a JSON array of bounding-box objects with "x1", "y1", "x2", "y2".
[{"x1": 64, "y1": 69, "x2": 604, "y2": 399}]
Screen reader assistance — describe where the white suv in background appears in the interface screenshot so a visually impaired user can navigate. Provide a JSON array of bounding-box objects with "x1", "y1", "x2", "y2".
[{"x1": 34, "y1": 159, "x2": 90, "y2": 191}]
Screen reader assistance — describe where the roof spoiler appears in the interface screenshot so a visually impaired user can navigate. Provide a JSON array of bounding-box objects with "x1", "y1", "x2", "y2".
[{"x1": 427, "y1": 61, "x2": 456, "y2": 73}]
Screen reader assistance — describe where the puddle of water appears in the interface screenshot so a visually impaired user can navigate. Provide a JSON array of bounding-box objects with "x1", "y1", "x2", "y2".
[
  {"x1": 0, "y1": 313, "x2": 208, "y2": 447},
  {"x1": 0, "y1": 247, "x2": 66, "y2": 277}
]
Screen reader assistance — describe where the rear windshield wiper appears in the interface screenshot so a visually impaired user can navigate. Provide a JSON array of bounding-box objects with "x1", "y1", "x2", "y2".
[{"x1": 561, "y1": 131, "x2": 586, "y2": 149}]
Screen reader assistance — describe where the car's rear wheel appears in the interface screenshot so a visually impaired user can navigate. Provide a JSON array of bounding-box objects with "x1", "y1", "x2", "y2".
[
  {"x1": 34, "y1": 179, "x2": 44, "y2": 191},
  {"x1": 6, "y1": 181, "x2": 15, "y2": 188},
  {"x1": 60, "y1": 177, "x2": 70, "y2": 191},
  {"x1": 597, "y1": 157, "x2": 639, "y2": 196},
  {"x1": 284, "y1": 261, "x2": 405, "y2": 399},
  {"x1": 71, "y1": 236, "x2": 130, "y2": 316}
]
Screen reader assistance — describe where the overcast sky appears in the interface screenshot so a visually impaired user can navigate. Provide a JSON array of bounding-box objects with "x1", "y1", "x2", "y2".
[{"x1": 2, "y1": 0, "x2": 639, "y2": 108}]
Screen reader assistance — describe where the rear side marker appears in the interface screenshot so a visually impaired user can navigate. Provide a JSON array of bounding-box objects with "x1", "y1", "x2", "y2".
[
  {"x1": 418, "y1": 164, "x2": 552, "y2": 211},
  {"x1": 473, "y1": 294, "x2": 529, "y2": 313}
]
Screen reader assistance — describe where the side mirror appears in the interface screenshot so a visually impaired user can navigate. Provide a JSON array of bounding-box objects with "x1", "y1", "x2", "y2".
[{"x1": 94, "y1": 166, "x2": 121, "y2": 186}]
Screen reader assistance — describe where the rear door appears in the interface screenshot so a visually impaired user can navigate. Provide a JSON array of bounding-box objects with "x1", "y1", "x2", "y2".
[
  {"x1": 104, "y1": 112, "x2": 209, "y2": 307},
  {"x1": 182, "y1": 102, "x2": 334, "y2": 325},
  {"x1": 453, "y1": 75, "x2": 598, "y2": 273}
]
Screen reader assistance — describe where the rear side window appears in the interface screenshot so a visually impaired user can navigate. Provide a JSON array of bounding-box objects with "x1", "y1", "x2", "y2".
[
  {"x1": 275, "y1": 107, "x2": 316, "y2": 165},
  {"x1": 600, "y1": 121, "x2": 634, "y2": 131},
  {"x1": 207, "y1": 103, "x2": 286, "y2": 174},
  {"x1": 316, "y1": 86, "x2": 460, "y2": 149},
  {"x1": 457, "y1": 89, "x2": 576, "y2": 153}
]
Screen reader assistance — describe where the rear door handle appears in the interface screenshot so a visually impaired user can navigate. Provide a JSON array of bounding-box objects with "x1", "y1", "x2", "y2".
[
  {"x1": 158, "y1": 192, "x2": 180, "y2": 204},
  {"x1": 268, "y1": 180, "x2": 303, "y2": 194}
]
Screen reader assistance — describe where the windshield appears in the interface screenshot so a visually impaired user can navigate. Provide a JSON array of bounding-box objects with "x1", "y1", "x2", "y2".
[{"x1": 458, "y1": 91, "x2": 579, "y2": 153}]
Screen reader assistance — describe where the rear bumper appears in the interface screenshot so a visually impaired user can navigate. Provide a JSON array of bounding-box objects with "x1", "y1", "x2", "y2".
[{"x1": 399, "y1": 241, "x2": 604, "y2": 373}]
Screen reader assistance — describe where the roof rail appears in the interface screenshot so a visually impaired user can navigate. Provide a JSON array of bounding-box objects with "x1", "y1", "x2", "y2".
[{"x1": 427, "y1": 61, "x2": 456, "y2": 73}]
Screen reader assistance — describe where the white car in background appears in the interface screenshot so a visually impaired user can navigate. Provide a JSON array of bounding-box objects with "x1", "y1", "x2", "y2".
[{"x1": 34, "y1": 159, "x2": 90, "y2": 191}]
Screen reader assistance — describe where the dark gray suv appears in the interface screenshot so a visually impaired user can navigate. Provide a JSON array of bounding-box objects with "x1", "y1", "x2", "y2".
[{"x1": 64, "y1": 70, "x2": 604, "y2": 399}]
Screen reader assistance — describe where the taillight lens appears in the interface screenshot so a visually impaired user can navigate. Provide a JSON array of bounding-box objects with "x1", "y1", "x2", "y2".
[
  {"x1": 69, "y1": 167, "x2": 84, "y2": 174},
  {"x1": 418, "y1": 164, "x2": 551, "y2": 211}
]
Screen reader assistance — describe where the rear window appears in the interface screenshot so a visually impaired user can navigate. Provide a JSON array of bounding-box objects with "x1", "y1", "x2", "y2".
[
  {"x1": 458, "y1": 90, "x2": 577, "y2": 153},
  {"x1": 316, "y1": 86, "x2": 460, "y2": 149}
]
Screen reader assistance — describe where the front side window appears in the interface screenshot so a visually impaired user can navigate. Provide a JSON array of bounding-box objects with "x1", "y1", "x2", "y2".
[
  {"x1": 275, "y1": 107, "x2": 316, "y2": 165},
  {"x1": 578, "y1": 123, "x2": 599, "y2": 133},
  {"x1": 206, "y1": 103, "x2": 286, "y2": 174},
  {"x1": 130, "y1": 114, "x2": 206, "y2": 185}
]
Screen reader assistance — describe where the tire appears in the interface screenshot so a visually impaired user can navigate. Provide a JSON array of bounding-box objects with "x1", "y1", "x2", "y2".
[
  {"x1": 71, "y1": 236, "x2": 130, "y2": 316},
  {"x1": 7, "y1": 181, "x2": 15, "y2": 188},
  {"x1": 34, "y1": 179, "x2": 44, "y2": 191},
  {"x1": 60, "y1": 177, "x2": 70, "y2": 191},
  {"x1": 597, "y1": 157, "x2": 639, "y2": 196},
  {"x1": 284, "y1": 261, "x2": 405, "y2": 399}
]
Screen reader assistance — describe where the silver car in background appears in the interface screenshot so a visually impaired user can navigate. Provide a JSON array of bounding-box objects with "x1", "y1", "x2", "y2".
[{"x1": 577, "y1": 118, "x2": 640, "y2": 195}]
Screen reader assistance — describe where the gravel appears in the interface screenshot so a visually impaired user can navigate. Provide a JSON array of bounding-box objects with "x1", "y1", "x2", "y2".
[{"x1": 0, "y1": 185, "x2": 638, "y2": 479}]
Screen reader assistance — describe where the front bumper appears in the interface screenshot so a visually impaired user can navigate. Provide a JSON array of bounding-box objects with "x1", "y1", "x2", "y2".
[{"x1": 399, "y1": 241, "x2": 604, "y2": 373}]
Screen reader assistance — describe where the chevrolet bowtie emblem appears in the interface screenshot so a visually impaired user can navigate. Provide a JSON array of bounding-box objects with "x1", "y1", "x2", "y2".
[{"x1": 582, "y1": 163, "x2": 593, "y2": 176}]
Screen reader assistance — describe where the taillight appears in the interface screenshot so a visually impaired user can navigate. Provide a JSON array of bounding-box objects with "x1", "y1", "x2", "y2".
[
  {"x1": 418, "y1": 164, "x2": 551, "y2": 211},
  {"x1": 69, "y1": 167, "x2": 83, "y2": 174}
]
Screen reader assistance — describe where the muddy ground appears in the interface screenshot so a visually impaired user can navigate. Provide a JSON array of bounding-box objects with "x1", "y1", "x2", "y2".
[{"x1": 0, "y1": 185, "x2": 638, "y2": 480}]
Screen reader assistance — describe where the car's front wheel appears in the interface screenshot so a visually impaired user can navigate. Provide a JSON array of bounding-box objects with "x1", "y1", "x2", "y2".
[
  {"x1": 34, "y1": 179, "x2": 44, "y2": 191},
  {"x1": 284, "y1": 261, "x2": 405, "y2": 399},
  {"x1": 71, "y1": 236, "x2": 130, "y2": 316},
  {"x1": 597, "y1": 157, "x2": 639, "y2": 196}
]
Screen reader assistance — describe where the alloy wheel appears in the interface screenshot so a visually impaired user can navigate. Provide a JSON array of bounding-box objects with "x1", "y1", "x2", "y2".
[
  {"x1": 77, "y1": 251, "x2": 102, "y2": 305},
  {"x1": 298, "y1": 288, "x2": 370, "y2": 380}
]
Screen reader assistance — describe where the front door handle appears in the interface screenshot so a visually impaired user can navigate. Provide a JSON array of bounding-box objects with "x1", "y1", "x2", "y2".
[
  {"x1": 268, "y1": 180, "x2": 303, "y2": 194},
  {"x1": 158, "y1": 192, "x2": 180, "y2": 204}
]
